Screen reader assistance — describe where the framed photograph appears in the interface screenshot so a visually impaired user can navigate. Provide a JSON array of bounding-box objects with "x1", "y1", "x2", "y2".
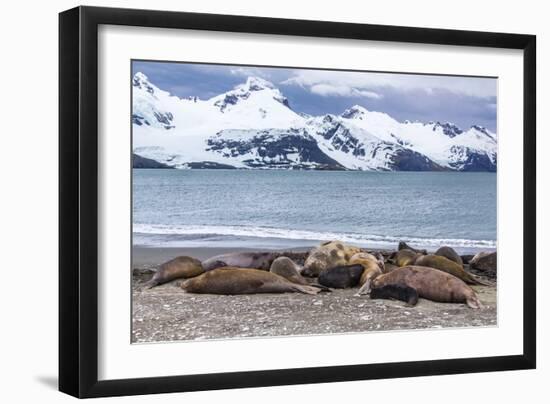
[{"x1": 59, "y1": 6, "x2": 536, "y2": 398}]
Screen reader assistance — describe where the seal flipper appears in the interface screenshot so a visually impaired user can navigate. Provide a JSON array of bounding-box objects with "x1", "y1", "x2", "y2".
[
  {"x1": 291, "y1": 284, "x2": 322, "y2": 295},
  {"x1": 370, "y1": 284, "x2": 419, "y2": 306},
  {"x1": 461, "y1": 271, "x2": 492, "y2": 286},
  {"x1": 303, "y1": 278, "x2": 332, "y2": 292},
  {"x1": 309, "y1": 283, "x2": 332, "y2": 292},
  {"x1": 471, "y1": 275, "x2": 492, "y2": 287},
  {"x1": 143, "y1": 279, "x2": 159, "y2": 289},
  {"x1": 466, "y1": 295, "x2": 482, "y2": 309},
  {"x1": 355, "y1": 279, "x2": 372, "y2": 296}
]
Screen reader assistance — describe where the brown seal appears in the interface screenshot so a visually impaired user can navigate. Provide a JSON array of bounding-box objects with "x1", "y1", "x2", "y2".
[
  {"x1": 201, "y1": 251, "x2": 307, "y2": 272},
  {"x1": 180, "y1": 267, "x2": 321, "y2": 295},
  {"x1": 383, "y1": 262, "x2": 400, "y2": 273},
  {"x1": 144, "y1": 256, "x2": 203, "y2": 289},
  {"x1": 434, "y1": 246, "x2": 463, "y2": 265},
  {"x1": 391, "y1": 249, "x2": 421, "y2": 267},
  {"x1": 348, "y1": 252, "x2": 384, "y2": 295},
  {"x1": 301, "y1": 240, "x2": 361, "y2": 277},
  {"x1": 413, "y1": 254, "x2": 490, "y2": 286},
  {"x1": 398, "y1": 241, "x2": 427, "y2": 255},
  {"x1": 269, "y1": 257, "x2": 330, "y2": 291},
  {"x1": 371, "y1": 265, "x2": 482, "y2": 308}
]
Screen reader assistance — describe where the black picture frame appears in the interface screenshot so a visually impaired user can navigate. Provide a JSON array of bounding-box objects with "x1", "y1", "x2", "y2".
[{"x1": 59, "y1": 5, "x2": 536, "y2": 398}]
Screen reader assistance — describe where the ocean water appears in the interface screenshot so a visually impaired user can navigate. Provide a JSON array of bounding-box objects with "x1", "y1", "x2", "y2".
[{"x1": 133, "y1": 169, "x2": 497, "y2": 253}]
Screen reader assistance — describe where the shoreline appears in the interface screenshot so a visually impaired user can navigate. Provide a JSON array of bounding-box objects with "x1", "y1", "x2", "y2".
[
  {"x1": 132, "y1": 245, "x2": 314, "y2": 268},
  {"x1": 133, "y1": 229, "x2": 496, "y2": 253},
  {"x1": 132, "y1": 241, "x2": 495, "y2": 266}
]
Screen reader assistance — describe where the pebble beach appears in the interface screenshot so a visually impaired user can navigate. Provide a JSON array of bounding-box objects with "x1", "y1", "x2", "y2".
[{"x1": 131, "y1": 246, "x2": 497, "y2": 343}]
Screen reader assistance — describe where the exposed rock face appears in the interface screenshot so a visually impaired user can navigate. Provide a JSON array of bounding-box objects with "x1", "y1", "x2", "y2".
[
  {"x1": 185, "y1": 161, "x2": 237, "y2": 169},
  {"x1": 459, "y1": 151, "x2": 497, "y2": 172},
  {"x1": 132, "y1": 73, "x2": 176, "y2": 130},
  {"x1": 389, "y1": 148, "x2": 448, "y2": 171},
  {"x1": 132, "y1": 153, "x2": 172, "y2": 169},
  {"x1": 207, "y1": 129, "x2": 346, "y2": 170},
  {"x1": 432, "y1": 122, "x2": 463, "y2": 138}
]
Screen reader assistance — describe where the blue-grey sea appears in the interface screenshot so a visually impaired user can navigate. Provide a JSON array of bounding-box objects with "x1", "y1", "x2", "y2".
[{"x1": 133, "y1": 169, "x2": 497, "y2": 253}]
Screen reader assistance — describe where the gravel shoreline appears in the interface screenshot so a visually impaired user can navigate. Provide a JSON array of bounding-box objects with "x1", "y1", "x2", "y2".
[{"x1": 132, "y1": 246, "x2": 497, "y2": 343}]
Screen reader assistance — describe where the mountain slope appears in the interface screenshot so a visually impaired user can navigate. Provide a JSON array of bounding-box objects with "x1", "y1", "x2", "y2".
[
  {"x1": 132, "y1": 153, "x2": 173, "y2": 169},
  {"x1": 132, "y1": 73, "x2": 497, "y2": 171}
]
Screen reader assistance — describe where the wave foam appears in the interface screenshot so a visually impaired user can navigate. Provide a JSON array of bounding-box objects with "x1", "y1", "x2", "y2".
[{"x1": 133, "y1": 223, "x2": 496, "y2": 249}]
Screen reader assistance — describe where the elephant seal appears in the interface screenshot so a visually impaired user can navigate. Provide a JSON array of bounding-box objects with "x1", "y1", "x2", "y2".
[
  {"x1": 383, "y1": 262, "x2": 400, "y2": 273},
  {"x1": 180, "y1": 267, "x2": 321, "y2": 295},
  {"x1": 144, "y1": 256, "x2": 204, "y2": 289},
  {"x1": 202, "y1": 251, "x2": 307, "y2": 272},
  {"x1": 348, "y1": 252, "x2": 384, "y2": 295},
  {"x1": 391, "y1": 249, "x2": 421, "y2": 267},
  {"x1": 413, "y1": 254, "x2": 491, "y2": 286},
  {"x1": 269, "y1": 257, "x2": 330, "y2": 291},
  {"x1": 372, "y1": 266, "x2": 482, "y2": 309},
  {"x1": 318, "y1": 264, "x2": 364, "y2": 289},
  {"x1": 435, "y1": 246, "x2": 463, "y2": 265},
  {"x1": 398, "y1": 241, "x2": 427, "y2": 255},
  {"x1": 370, "y1": 284, "x2": 419, "y2": 306},
  {"x1": 301, "y1": 240, "x2": 361, "y2": 277},
  {"x1": 470, "y1": 252, "x2": 497, "y2": 272}
]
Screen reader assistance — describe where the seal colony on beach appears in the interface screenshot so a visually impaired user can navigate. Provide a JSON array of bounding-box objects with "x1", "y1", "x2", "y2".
[{"x1": 142, "y1": 240, "x2": 495, "y2": 310}]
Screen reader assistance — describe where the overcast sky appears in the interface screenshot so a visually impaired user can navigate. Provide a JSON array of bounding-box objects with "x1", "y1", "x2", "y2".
[{"x1": 132, "y1": 60, "x2": 497, "y2": 132}]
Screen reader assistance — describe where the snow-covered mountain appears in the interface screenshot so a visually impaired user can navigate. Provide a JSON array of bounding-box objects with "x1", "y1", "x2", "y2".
[{"x1": 132, "y1": 72, "x2": 497, "y2": 171}]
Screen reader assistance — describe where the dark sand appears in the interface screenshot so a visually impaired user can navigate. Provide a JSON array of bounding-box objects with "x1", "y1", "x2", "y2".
[
  {"x1": 131, "y1": 246, "x2": 307, "y2": 267},
  {"x1": 132, "y1": 246, "x2": 497, "y2": 343}
]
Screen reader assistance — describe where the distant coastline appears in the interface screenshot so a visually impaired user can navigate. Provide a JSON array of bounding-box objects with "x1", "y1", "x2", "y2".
[{"x1": 132, "y1": 154, "x2": 497, "y2": 172}]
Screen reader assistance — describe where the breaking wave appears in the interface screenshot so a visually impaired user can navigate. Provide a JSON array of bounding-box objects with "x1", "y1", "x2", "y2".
[{"x1": 133, "y1": 223, "x2": 496, "y2": 249}]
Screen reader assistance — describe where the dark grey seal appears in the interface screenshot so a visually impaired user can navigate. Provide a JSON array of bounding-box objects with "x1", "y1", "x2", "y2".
[{"x1": 318, "y1": 264, "x2": 364, "y2": 289}]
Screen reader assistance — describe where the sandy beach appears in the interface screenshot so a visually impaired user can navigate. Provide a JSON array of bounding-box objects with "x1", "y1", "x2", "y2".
[
  {"x1": 131, "y1": 246, "x2": 312, "y2": 267},
  {"x1": 132, "y1": 246, "x2": 497, "y2": 343}
]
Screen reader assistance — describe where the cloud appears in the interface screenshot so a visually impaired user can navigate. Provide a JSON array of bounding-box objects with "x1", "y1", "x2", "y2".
[
  {"x1": 133, "y1": 60, "x2": 497, "y2": 131},
  {"x1": 230, "y1": 66, "x2": 271, "y2": 79},
  {"x1": 309, "y1": 83, "x2": 382, "y2": 99},
  {"x1": 282, "y1": 70, "x2": 496, "y2": 99}
]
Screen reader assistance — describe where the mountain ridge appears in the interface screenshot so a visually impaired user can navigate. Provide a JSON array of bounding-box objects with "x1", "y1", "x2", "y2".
[{"x1": 132, "y1": 73, "x2": 497, "y2": 172}]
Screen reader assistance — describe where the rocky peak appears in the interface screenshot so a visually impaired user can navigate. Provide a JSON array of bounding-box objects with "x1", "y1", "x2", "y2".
[
  {"x1": 242, "y1": 76, "x2": 276, "y2": 92},
  {"x1": 133, "y1": 72, "x2": 155, "y2": 94},
  {"x1": 433, "y1": 121, "x2": 463, "y2": 138},
  {"x1": 341, "y1": 105, "x2": 369, "y2": 119},
  {"x1": 471, "y1": 125, "x2": 492, "y2": 137},
  {"x1": 214, "y1": 76, "x2": 292, "y2": 112}
]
